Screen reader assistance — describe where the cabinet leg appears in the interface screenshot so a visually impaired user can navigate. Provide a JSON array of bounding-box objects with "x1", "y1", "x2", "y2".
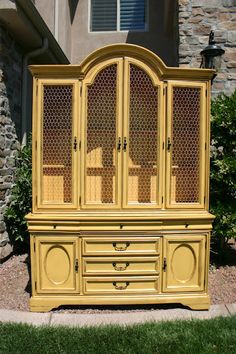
[
  {"x1": 30, "y1": 305, "x2": 54, "y2": 313},
  {"x1": 182, "y1": 302, "x2": 210, "y2": 311}
]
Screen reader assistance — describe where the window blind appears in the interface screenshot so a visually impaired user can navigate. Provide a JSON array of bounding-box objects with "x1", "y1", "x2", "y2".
[
  {"x1": 120, "y1": 0, "x2": 146, "y2": 31},
  {"x1": 91, "y1": 0, "x2": 117, "y2": 31}
]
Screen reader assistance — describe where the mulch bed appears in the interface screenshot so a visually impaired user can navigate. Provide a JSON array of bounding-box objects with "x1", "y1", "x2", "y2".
[{"x1": 0, "y1": 243, "x2": 236, "y2": 313}]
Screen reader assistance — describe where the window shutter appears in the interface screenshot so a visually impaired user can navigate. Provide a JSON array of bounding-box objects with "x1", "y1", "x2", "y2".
[
  {"x1": 120, "y1": 0, "x2": 146, "y2": 31},
  {"x1": 91, "y1": 0, "x2": 117, "y2": 31}
]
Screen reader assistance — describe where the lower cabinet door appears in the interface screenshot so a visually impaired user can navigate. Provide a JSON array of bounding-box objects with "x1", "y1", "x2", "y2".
[
  {"x1": 35, "y1": 236, "x2": 80, "y2": 294},
  {"x1": 162, "y1": 234, "x2": 206, "y2": 292}
]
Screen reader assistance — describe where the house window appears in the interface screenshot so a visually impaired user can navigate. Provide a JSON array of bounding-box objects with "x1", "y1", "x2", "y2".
[{"x1": 90, "y1": 0, "x2": 147, "y2": 32}]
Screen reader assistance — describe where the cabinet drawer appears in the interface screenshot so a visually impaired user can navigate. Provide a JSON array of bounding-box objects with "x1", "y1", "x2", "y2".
[
  {"x1": 83, "y1": 257, "x2": 160, "y2": 275},
  {"x1": 83, "y1": 277, "x2": 160, "y2": 294},
  {"x1": 82, "y1": 237, "x2": 160, "y2": 256}
]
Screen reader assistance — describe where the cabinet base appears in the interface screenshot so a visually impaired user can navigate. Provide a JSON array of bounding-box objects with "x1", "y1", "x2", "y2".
[{"x1": 30, "y1": 294, "x2": 210, "y2": 312}]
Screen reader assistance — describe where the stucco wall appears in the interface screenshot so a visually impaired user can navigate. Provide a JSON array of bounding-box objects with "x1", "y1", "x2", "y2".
[
  {"x1": 71, "y1": 0, "x2": 178, "y2": 66},
  {"x1": 178, "y1": 0, "x2": 236, "y2": 97},
  {"x1": 34, "y1": 0, "x2": 72, "y2": 60},
  {"x1": 34, "y1": 0, "x2": 55, "y2": 35}
]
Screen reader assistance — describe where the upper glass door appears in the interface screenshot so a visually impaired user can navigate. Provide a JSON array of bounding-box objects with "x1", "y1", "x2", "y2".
[
  {"x1": 81, "y1": 59, "x2": 123, "y2": 208},
  {"x1": 123, "y1": 58, "x2": 162, "y2": 208},
  {"x1": 166, "y1": 81, "x2": 206, "y2": 209},
  {"x1": 36, "y1": 79, "x2": 79, "y2": 209}
]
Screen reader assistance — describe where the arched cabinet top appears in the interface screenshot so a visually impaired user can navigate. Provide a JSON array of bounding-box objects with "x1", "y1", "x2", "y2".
[
  {"x1": 80, "y1": 44, "x2": 167, "y2": 79},
  {"x1": 29, "y1": 43, "x2": 215, "y2": 81}
]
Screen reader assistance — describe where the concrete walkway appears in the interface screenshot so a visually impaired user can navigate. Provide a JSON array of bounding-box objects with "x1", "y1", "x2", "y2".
[{"x1": 0, "y1": 303, "x2": 236, "y2": 327}]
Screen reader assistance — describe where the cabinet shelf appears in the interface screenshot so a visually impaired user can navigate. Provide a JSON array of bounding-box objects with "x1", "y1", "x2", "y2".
[{"x1": 43, "y1": 165, "x2": 65, "y2": 169}]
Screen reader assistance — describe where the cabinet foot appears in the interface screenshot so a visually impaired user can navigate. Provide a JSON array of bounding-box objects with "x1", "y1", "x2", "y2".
[
  {"x1": 30, "y1": 298, "x2": 58, "y2": 312},
  {"x1": 30, "y1": 306, "x2": 55, "y2": 313},
  {"x1": 181, "y1": 299, "x2": 210, "y2": 311}
]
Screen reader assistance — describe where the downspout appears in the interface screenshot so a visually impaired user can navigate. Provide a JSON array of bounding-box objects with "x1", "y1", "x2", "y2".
[
  {"x1": 54, "y1": 0, "x2": 59, "y2": 42},
  {"x1": 21, "y1": 37, "x2": 48, "y2": 146}
]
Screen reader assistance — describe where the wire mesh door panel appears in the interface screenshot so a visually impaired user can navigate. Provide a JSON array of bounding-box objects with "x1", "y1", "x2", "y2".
[
  {"x1": 40, "y1": 82, "x2": 77, "y2": 207},
  {"x1": 83, "y1": 62, "x2": 122, "y2": 208},
  {"x1": 123, "y1": 62, "x2": 161, "y2": 208},
  {"x1": 167, "y1": 82, "x2": 206, "y2": 208}
]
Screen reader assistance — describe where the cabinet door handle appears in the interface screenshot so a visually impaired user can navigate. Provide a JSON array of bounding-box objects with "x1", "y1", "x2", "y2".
[
  {"x1": 163, "y1": 257, "x2": 167, "y2": 272},
  {"x1": 113, "y1": 262, "x2": 130, "y2": 271},
  {"x1": 167, "y1": 137, "x2": 171, "y2": 151},
  {"x1": 113, "y1": 242, "x2": 130, "y2": 251},
  {"x1": 74, "y1": 137, "x2": 77, "y2": 151},
  {"x1": 123, "y1": 137, "x2": 127, "y2": 151},
  {"x1": 75, "y1": 259, "x2": 79, "y2": 273},
  {"x1": 117, "y1": 137, "x2": 122, "y2": 151},
  {"x1": 113, "y1": 281, "x2": 129, "y2": 290}
]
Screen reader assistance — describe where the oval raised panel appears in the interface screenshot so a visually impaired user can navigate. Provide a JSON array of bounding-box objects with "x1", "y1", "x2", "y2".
[
  {"x1": 44, "y1": 246, "x2": 71, "y2": 285},
  {"x1": 170, "y1": 244, "x2": 196, "y2": 283}
]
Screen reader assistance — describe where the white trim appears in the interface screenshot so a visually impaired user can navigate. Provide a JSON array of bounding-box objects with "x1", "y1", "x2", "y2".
[
  {"x1": 88, "y1": 0, "x2": 149, "y2": 34},
  {"x1": 54, "y1": 0, "x2": 59, "y2": 41},
  {"x1": 117, "y1": 0, "x2": 120, "y2": 32}
]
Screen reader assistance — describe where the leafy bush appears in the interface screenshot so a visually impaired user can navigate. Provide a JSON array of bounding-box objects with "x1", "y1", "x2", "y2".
[
  {"x1": 210, "y1": 90, "x2": 236, "y2": 248},
  {"x1": 4, "y1": 139, "x2": 32, "y2": 251}
]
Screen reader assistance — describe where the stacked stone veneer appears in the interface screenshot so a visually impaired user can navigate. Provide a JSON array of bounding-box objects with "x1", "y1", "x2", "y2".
[
  {"x1": 179, "y1": 0, "x2": 236, "y2": 97},
  {"x1": 0, "y1": 26, "x2": 22, "y2": 258}
]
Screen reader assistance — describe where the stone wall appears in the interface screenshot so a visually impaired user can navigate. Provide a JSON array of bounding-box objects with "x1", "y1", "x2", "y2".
[
  {"x1": 0, "y1": 25, "x2": 22, "y2": 258},
  {"x1": 179, "y1": 0, "x2": 236, "y2": 97}
]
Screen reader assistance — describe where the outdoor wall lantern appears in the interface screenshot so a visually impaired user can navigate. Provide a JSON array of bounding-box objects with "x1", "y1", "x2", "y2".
[{"x1": 200, "y1": 30, "x2": 225, "y2": 73}]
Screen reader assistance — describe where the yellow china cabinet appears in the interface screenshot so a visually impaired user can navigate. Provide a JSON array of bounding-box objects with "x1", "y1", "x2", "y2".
[{"x1": 27, "y1": 44, "x2": 215, "y2": 312}]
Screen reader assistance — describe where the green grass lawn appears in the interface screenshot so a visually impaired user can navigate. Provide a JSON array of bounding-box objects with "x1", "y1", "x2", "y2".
[{"x1": 0, "y1": 316, "x2": 236, "y2": 354}]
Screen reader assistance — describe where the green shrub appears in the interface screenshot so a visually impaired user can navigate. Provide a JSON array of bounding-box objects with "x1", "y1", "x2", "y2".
[
  {"x1": 4, "y1": 139, "x2": 32, "y2": 252},
  {"x1": 210, "y1": 90, "x2": 236, "y2": 247}
]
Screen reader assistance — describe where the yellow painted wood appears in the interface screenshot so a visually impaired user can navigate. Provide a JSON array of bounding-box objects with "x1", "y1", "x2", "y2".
[
  {"x1": 83, "y1": 276, "x2": 160, "y2": 294},
  {"x1": 81, "y1": 58, "x2": 123, "y2": 209},
  {"x1": 28, "y1": 44, "x2": 213, "y2": 312},
  {"x1": 122, "y1": 57, "x2": 163, "y2": 209},
  {"x1": 83, "y1": 256, "x2": 160, "y2": 275},
  {"x1": 35, "y1": 79, "x2": 79, "y2": 211},
  {"x1": 166, "y1": 81, "x2": 207, "y2": 209},
  {"x1": 35, "y1": 235, "x2": 79, "y2": 294},
  {"x1": 29, "y1": 293, "x2": 210, "y2": 312},
  {"x1": 163, "y1": 234, "x2": 206, "y2": 292},
  {"x1": 29, "y1": 44, "x2": 215, "y2": 81},
  {"x1": 82, "y1": 237, "x2": 161, "y2": 256}
]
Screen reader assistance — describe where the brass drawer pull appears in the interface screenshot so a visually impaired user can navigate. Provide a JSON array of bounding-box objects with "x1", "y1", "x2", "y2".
[
  {"x1": 113, "y1": 262, "x2": 130, "y2": 271},
  {"x1": 113, "y1": 242, "x2": 130, "y2": 251},
  {"x1": 75, "y1": 259, "x2": 79, "y2": 273},
  {"x1": 113, "y1": 281, "x2": 130, "y2": 290}
]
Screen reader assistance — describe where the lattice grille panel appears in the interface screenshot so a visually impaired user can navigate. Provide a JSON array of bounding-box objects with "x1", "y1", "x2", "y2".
[
  {"x1": 86, "y1": 65, "x2": 117, "y2": 204},
  {"x1": 171, "y1": 87, "x2": 201, "y2": 203},
  {"x1": 42, "y1": 85, "x2": 73, "y2": 203},
  {"x1": 128, "y1": 64, "x2": 159, "y2": 204}
]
